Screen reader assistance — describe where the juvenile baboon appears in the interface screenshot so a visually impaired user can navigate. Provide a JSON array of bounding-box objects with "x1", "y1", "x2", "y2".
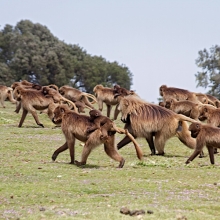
[
  {"x1": 93, "y1": 84, "x2": 120, "y2": 119},
  {"x1": 59, "y1": 85, "x2": 97, "y2": 110},
  {"x1": 11, "y1": 80, "x2": 40, "y2": 90},
  {"x1": 113, "y1": 84, "x2": 137, "y2": 97},
  {"x1": 86, "y1": 109, "x2": 142, "y2": 159},
  {"x1": 31, "y1": 84, "x2": 59, "y2": 91},
  {"x1": 114, "y1": 92, "x2": 198, "y2": 156},
  {"x1": 165, "y1": 99, "x2": 201, "y2": 120},
  {"x1": 87, "y1": 109, "x2": 123, "y2": 140},
  {"x1": 159, "y1": 85, "x2": 199, "y2": 103},
  {"x1": 186, "y1": 122, "x2": 220, "y2": 164},
  {"x1": 51, "y1": 105, "x2": 143, "y2": 167},
  {"x1": 64, "y1": 95, "x2": 92, "y2": 113},
  {"x1": 0, "y1": 85, "x2": 17, "y2": 107},
  {"x1": 41, "y1": 86, "x2": 78, "y2": 113}
]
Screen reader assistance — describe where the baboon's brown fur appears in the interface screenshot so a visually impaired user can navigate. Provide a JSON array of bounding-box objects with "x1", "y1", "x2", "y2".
[
  {"x1": 186, "y1": 123, "x2": 220, "y2": 164},
  {"x1": 87, "y1": 109, "x2": 113, "y2": 139},
  {"x1": 165, "y1": 99, "x2": 202, "y2": 120},
  {"x1": 206, "y1": 94, "x2": 220, "y2": 107},
  {"x1": 64, "y1": 95, "x2": 92, "y2": 113},
  {"x1": 115, "y1": 94, "x2": 198, "y2": 155},
  {"x1": 59, "y1": 85, "x2": 97, "y2": 110},
  {"x1": 13, "y1": 86, "x2": 75, "y2": 127},
  {"x1": 93, "y1": 84, "x2": 120, "y2": 119},
  {"x1": 198, "y1": 105, "x2": 220, "y2": 126},
  {"x1": 159, "y1": 85, "x2": 199, "y2": 103},
  {"x1": 195, "y1": 93, "x2": 210, "y2": 105},
  {"x1": 42, "y1": 86, "x2": 78, "y2": 113},
  {"x1": 87, "y1": 109, "x2": 122, "y2": 139},
  {"x1": 0, "y1": 85, "x2": 16, "y2": 108},
  {"x1": 11, "y1": 81, "x2": 42, "y2": 113},
  {"x1": 51, "y1": 105, "x2": 142, "y2": 167}
]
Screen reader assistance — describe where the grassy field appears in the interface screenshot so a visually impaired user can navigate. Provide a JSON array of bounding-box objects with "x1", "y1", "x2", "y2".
[{"x1": 0, "y1": 101, "x2": 220, "y2": 220}]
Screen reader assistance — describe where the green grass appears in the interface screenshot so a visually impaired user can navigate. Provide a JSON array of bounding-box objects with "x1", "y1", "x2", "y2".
[{"x1": 1, "y1": 101, "x2": 220, "y2": 220}]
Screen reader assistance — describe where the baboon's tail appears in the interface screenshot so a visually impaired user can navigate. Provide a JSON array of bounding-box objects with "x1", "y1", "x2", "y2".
[
  {"x1": 176, "y1": 114, "x2": 198, "y2": 124},
  {"x1": 113, "y1": 125, "x2": 143, "y2": 160}
]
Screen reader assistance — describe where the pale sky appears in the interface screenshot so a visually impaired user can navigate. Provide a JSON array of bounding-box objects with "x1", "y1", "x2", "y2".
[{"x1": 0, "y1": 0, "x2": 219, "y2": 103}]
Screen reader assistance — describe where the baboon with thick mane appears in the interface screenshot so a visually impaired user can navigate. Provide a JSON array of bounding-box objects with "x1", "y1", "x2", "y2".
[
  {"x1": 59, "y1": 85, "x2": 97, "y2": 110},
  {"x1": 0, "y1": 85, "x2": 17, "y2": 108},
  {"x1": 51, "y1": 105, "x2": 143, "y2": 167},
  {"x1": 186, "y1": 122, "x2": 220, "y2": 164},
  {"x1": 114, "y1": 92, "x2": 198, "y2": 156}
]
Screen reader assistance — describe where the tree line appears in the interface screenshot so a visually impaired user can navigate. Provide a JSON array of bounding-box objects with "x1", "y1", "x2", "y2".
[
  {"x1": 0, "y1": 19, "x2": 219, "y2": 97},
  {"x1": 0, "y1": 20, "x2": 133, "y2": 93}
]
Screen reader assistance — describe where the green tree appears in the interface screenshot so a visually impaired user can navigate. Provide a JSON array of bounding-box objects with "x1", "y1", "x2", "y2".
[
  {"x1": 0, "y1": 19, "x2": 133, "y2": 92},
  {"x1": 195, "y1": 45, "x2": 220, "y2": 98}
]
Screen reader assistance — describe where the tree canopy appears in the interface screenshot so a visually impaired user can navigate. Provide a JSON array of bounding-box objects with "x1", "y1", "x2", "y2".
[
  {"x1": 0, "y1": 20, "x2": 133, "y2": 92},
  {"x1": 195, "y1": 45, "x2": 220, "y2": 98}
]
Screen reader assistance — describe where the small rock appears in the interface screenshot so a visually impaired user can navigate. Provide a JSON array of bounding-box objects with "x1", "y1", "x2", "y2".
[
  {"x1": 147, "y1": 210, "x2": 154, "y2": 214},
  {"x1": 130, "y1": 209, "x2": 145, "y2": 216},
  {"x1": 120, "y1": 207, "x2": 130, "y2": 215}
]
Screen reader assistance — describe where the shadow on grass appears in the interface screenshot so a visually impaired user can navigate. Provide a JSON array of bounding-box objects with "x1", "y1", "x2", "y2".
[{"x1": 50, "y1": 161, "x2": 100, "y2": 169}]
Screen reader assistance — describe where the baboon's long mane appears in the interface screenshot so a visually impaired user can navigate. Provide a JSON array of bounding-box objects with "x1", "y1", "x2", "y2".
[
  {"x1": 121, "y1": 96, "x2": 173, "y2": 121},
  {"x1": 119, "y1": 96, "x2": 176, "y2": 136}
]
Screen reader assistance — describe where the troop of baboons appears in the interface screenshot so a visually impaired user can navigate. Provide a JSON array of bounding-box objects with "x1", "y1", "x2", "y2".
[{"x1": 1, "y1": 80, "x2": 220, "y2": 167}]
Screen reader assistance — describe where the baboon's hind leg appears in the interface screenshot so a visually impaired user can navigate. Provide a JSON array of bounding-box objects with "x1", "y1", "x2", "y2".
[
  {"x1": 104, "y1": 136, "x2": 125, "y2": 168},
  {"x1": 52, "y1": 142, "x2": 68, "y2": 161}
]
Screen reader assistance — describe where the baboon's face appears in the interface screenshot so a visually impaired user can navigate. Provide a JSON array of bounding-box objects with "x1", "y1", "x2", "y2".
[
  {"x1": 165, "y1": 101, "x2": 171, "y2": 109},
  {"x1": 198, "y1": 107, "x2": 208, "y2": 121},
  {"x1": 113, "y1": 87, "x2": 130, "y2": 98},
  {"x1": 89, "y1": 109, "x2": 102, "y2": 120},
  {"x1": 189, "y1": 123, "x2": 201, "y2": 138},
  {"x1": 59, "y1": 88, "x2": 65, "y2": 95},
  {"x1": 52, "y1": 106, "x2": 64, "y2": 124}
]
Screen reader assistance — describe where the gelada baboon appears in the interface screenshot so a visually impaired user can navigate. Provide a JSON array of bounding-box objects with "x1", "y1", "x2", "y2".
[
  {"x1": 113, "y1": 86, "x2": 155, "y2": 155},
  {"x1": 13, "y1": 86, "x2": 75, "y2": 127},
  {"x1": 51, "y1": 105, "x2": 143, "y2": 167},
  {"x1": 165, "y1": 99, "x2": 201, "y2": 121},
  {"x1": 59, "y1": 85, "x2": 97, "y2": 110},
  {"x1": 93, "y1": 84, "x2": 120, "y2": 120},
  {"x1": 159, "y1": 85, "x2": 199, "y2": 103},
  {"x1": 11, "y1": 80, "x2": 42, "y2": 113},
  {"x1": 64, "y1": 95, "x2": 93, "y2": 113},
  {"x1": 41, "y1": 86, "x2": 78, "y2": 113},
  {"x1": 198, "y1": 104, "x2": 220, "y2": 155},
  {"x1": 114, "y1": 93, "x2": 198, "y2": 156},
  {"x1": 186, "y1": 122, "x2": 220, "y2": 164},
  {"x1": 0, "y1": 85, "x2": 17, "y2": 108},
  {"x1": 206, "y1": 94, "x2": 220, "y2": 107},
  {"x1": 87, "y1": 109, "x2": 117, "y2": 139},
  {"x1": 198, "y1": 105, "x2": 220, "y2": 126},
  {"x1": 87, "y1": 109, "x2": 142, "y2": 158}
]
